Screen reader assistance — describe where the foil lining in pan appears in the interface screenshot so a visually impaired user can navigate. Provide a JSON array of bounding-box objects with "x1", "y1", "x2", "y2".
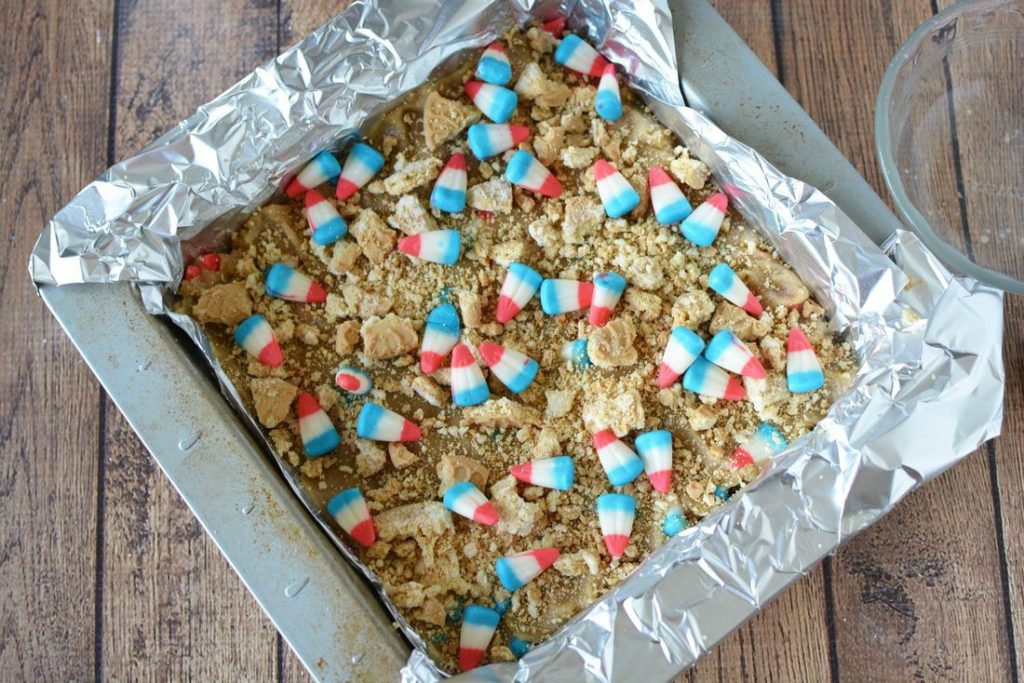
[{"x1": 30, "y1": 0, "x2": 1005, "y2": 680}]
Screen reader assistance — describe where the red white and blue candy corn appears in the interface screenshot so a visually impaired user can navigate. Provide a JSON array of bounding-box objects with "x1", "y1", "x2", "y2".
[
  {"x1": 657, "y1": 326, "x2": 706, "y2": 388},
  {"x1": 443, "y1": 481, "x2": 500, "y2": 526},
  {"x1": 459, "y1": 605, "x2": 500, "y2": 671},
  {"x1": 478, "y1": 342, "x2": 538, "y2": 394},
  {"x1": 681, "y1": 193, "x2": 728, "y2": 247},
  {"x1": 510, "y1": 455, "x2": 575, "y2": 491},
  {"x1": 305, "y1": 190, "x2": 348, "y2": 246},
  {"x1": 286, "y1": 150, "x2": 340, "y2": 198},
  {"x1": 265, "y1": 263, "x2": 327, "y2": 303},
  {"x1": 682, "y1": 356, "x2": 745, "y2": 401},
  {"x1": 335, "y1": 142, "x2": 385, "y2": 201},
  {"x1": 594, "y1": 64, "x2": 622, "y2": 121},
  {"x1": 296, "y1": 392, "x2": 340, "y2": 457},
  {"x1": 335, "y1": 366, "x2": 372, "y2": 396},
  {"x1": 708, "y1": 263, "x2": 764, "y2": 317},
  {"x1": 596, "y1": 493, "x2": 635, "y2": 558},
  {"x1": 326, "y1": 487, "x2": 375, "y2": 547},
  {"x1": 356, "y1": 402, "x2": 421, "y2": 442},
  {"x1": 541, "y1": 16, "x2": 566, "y2": 37},
  {"x1": 504, "y1": 150, "x2": 563, "y2": 197},
  {"x1": 467, "y1": 123, "x2": 530, "y2": 159},
  {"x1": 420, "y1": 303, "x2": 461, "y2": 373},
  {"x1": 634, "y1": 430, "x2": 673, "y2": 493},
  {"x1": 663, "y1": 505, "x2": 687, "y2": 537},
  {"x1": 475, "y1": 41, "x2": 512, "y2": 86},
  {"x1": 649, "y1": 166, "x2": 693, "y2": 225},
  {"x1": 495, "y1": 547, "x2": 560, "y2": 591},
  {"x1": 786, "y1": 328, "x2": 825, "y2": 393},
  {"x1": 589, "y1": 271, "x2": 626, "y2": 327},
  {"x1": 593, "y1": 160, "x2": 640, "y2": 218},
  {"x1": 540, "y1": 278, "x2": 593, "y2": 315},
  {"x1": 592, "y1": 429, "x2": 644, "y2": 486},
  {"x1": 397, "y1": 229, "x2": 461, "y2": 265},
  {"x1": 234, "y1": 315, "x2": 283, "y2": 367},
  {"x1": 430, "y1": 153, "x2": 467, "y2": 213},
  {"x1": 554, "y1": 34, "x2": 609, "y2": 77},
  {"x1": 464, "y1": 81, "x2": 518, "y2": 123},
  {"x1": 450, "y1": 343, "x2": 490, "y2": 407},
  {"x1": 731, "y1": 422, "x2": 787, "y2": 469},
  {"x1": 704, "y1": 330, "x2": 767, "y2": 379},
  {"x1": 496, "y1": 262, "x2": 542, "y2": 323}
]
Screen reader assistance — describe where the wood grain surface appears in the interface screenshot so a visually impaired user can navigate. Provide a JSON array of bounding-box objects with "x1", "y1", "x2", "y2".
[{"x1": 1, "y1": 1, "x2": 1020, "y2": 681}]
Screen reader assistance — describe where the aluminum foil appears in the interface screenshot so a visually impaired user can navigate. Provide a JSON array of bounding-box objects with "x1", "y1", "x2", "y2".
[{"x1": 30, "y1": 0, "x2": 1005, "y2": 680}]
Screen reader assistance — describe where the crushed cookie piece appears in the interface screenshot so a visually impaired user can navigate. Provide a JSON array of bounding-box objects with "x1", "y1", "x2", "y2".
[
  {"x1": 532, "y1": 427, "x2": 561, "y2": 459},
  {"x1": 423, "y1": 91, "x2": 481, "y2": 150},
  {"x1": 462, "y1": 398, "x2": 542, "y2": 428},
  {"x1": 194, "y1": 282, "x2": 252, "y2": 325},
  {"x1": 327, "y1": 241, "x2": 362, "y2": 274},
  {"x1": 249, "y1": 377, "x2": 297, "y2": 428},
  {"x1": 335, "y1": 320, "x2": 361, "y2": 356},
  {"x1": 741, "y1": 250, "x2": 810, "y2": 310},
  {"x1": 361, "y1": 314, "x2": 417, "y2": 359},
  {"x1": 356, "y1": 440, "x2": 387, "y2": 477},
  {"x1": 687, "y1": 403, "x2": 718, "y2": 431},
  {"x1": 490, "y1": 476, "x2": 544, "y2": 536},
  {"x1": 587, "y1": 318, "x2": 638, "y2": 369},
  {"x1": 760, "y1": 335, "x2": 786, "y2": 371},
  {"x1": 349, "y1": 208, "x2": 396, "y2": 265},
  {"x1": 671, "y1": 290, "x2": 716, "y2": 328},
  {"x1": 412, "y1": 375, "x2": 447, "y2": 407},
  {"x1": 532, "y1": 124, "x2": 564, "y2": 166},
  {"x1": 561, "y1": 196, "x2": 604, "y2": 245},
  {"x1": 544, "y1": 389, "x2": 575, "y2": 420},
  {"x1": 709, "y1": 302, "x2": 770, "y2": 340},
  {"x1": 581, "y1": 387, "x2": 645, "y2": 436},
  {"x1": 670, "y1": 149, "x2": 711, "y2": 189},
  {"x1": 388, "y1": 443, "x2": 419, "y2": 469},
  {"x1": 624, "y1": 289, "x2": 662, "y2": 321},
  {"x1": 561, "y1": 146, "x2": 599, "y2": 169},
  {"x1": 459, "y1": 291, "x2": 484, "y2": 329},
  {"x1": 388, "y1": 195, "x2": 438, "y2": 235},
  {"x1": 436, "y1": 454, "x2": 491, "y2": 497},
  {"x1": 343, "y1": 283, "x2": 393, "y2": 319},
  {"x1": 468, "y1": 178, "x2": 514, "y2": 214},
  {"x1": 384, "y1": 157, "x2": 443, "y2": 196}
]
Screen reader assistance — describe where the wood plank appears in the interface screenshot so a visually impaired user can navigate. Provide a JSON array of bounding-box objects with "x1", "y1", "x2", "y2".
[
  {"x1": 0, "y1": 0, "x2": 111, "y2": 680},
  {"x1": 99, "y1": 0, "x2": 281, "y2": 679},
  {"x1": 776, "y1": 1, "x2": 1015, "y2": 680},
  {"x1": 933, "y1": 0, "x2": 1024, "y2": 675}
]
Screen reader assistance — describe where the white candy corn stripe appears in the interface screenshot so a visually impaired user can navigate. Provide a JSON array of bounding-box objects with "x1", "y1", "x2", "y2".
[
  {"x1": 731, "y1": 422, "x2": 787, "y2": 469},
  {"x1": 593, "y1": 160, "x2": 640, "y2": 218},
  {"x1": 496, "y1": 262, "x2": 542, "y2": 322},
  {"x1": 467, "y1": 123, "x2": 529, "y2": 159},
  {"x1": 443, "y1": 481, "x2": 499, "y2": 526},
  {"x1": 787, "y1": 328, "x2": 825, "y2": 393},
  {"x1": 430, "y1": 153, "x2": 467, "y2": 213},
  {"x1": 649, "y1": 166, "x2": 692, "y2": 225},
  {"x1": 495, "y1": 547, "x2": 559, "y2": 591},
  {"x1": 297, "y1": 392, "x2": 340, "y2": 457},
  {"x1": 326, "y1": 487, "x2": 375, "y2": 547},
  {"x1": 504, "y1": 150, "x2": 562, "y2": 197},
  {"x1": 356, "y1": 402, "x2": 421, "y2": 442},
  {"x1": 286, "y1": 150, "x2": 340, "y2": 197},
  {"x1": 591, "y1": 429, "x2": 644, "y2": 486},
  {"x1": 553, "y1": 34, "x2": 609, "y2": 77},
  {"x1": 589, "y1": 271, "x2": 626, "y2": 327},
  {"x1": 265, "y1": 263, "x2": 327, "y2": 303},
  {"x1": 234, "y1": 315, "x2": 283, "y2": 367},
  {"x1": 594, "y1": 64, "x2": 622, "y2": 121},
  {"x1": 681, "y1": 193, "x2": 728, "y2": 247},
  {"x1": 464, "y1": 80, "x2": 518, "y2": 123},
  {"x1": 704, "y1": 330, "x2": 766, "y2": 379},
  {"x1": 663, "y1": 505, "x2": 687, "y2": 536},
  {"x1": 682, "y1": 357, "x2": 745, "y2": 401},
  {"x1": 634, "y1": 430, "x2": 673, "y2": 493},
  {"x1": 475, "y1": 41, "x2": 512, "y2": 85},
  {"x1": 657, "y1": 326, "x2": 706, "y2": 388},
  {"x1": 510, "y1": 455, "x2": 574, "y2": 491},
  {"x1": 420, "y1": 303, "x2": 461, "y2": 373},
  {"x1": 459, "y1": 605, "x2": 500, "y2": 671},
  {"x1": 540, "y1": 278, "x2": 594, "y2": 315},
  {"x1": 450, "y1": 343, "x2": 490, "y2": 407},
  {"x1": 335, "y1": 143, "x2": 384, "y2": 200},
  {"x1": 305, "y1": 190, "x2": 348, "y2": 246},
  {"x1": 596, "y1": 493, "x2": 635, "y2": 557},
  {"x1": 478, "y1": 342, "x2": 538, "y2": 394},
  {"x1": 397, "y1": 229, "x2": 461, "y2": 265},
  {"x1": 707, "y1": 263, "x2": 764, "y2": 317},
  {"x1": 334, "y1": 366, "x2": 372, "y2": 395}
]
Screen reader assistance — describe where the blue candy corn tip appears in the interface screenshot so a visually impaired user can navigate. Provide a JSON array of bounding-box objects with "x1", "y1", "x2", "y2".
[
  {"x1": 707, "y1": 263, "x2": 735, "y2": 291},
  {"x1": 313, "y1": 150, "x2": 342, "y2": 181},
  {"x1": 326, "y1": 487, "x2": 363, "y2": 517},
  {"x1": 466, "y1": 125, "x2": 493, "y2": 159},
  {"x1": 607, "y1": 458, "x2": 644, "y2": 486},
  {"x1": 682, "y1": 222, "x2": 718, "y2": 247},
  {"x1": 663, "y1": 510, "x2": 687, "y2": 537},
  {"x1": 454, "y1": 384, "x2": 490, "y2": 408},
  {"x1": 635, "y1": 430, "x2": 671, "y2": 451},
  {"x1": 431, "y1": 186, "x2": 466, "y2": 213},
  {"x1": 788, "y1": 370, "x2": 825, "y2": 393},
  {"x1": 714, "y1": 485, "x2": 730, "y2": 501},
  {"x1": 477, "y1": 58, "x2": 512, "y2": 85},
  {"x1": 756, "y1": 423, "x2": 788, "y2": 450},
  {"x1": 671, "y1": 326, "x2": 706, "y2": 355},
  {"x1": 489, "y1": 88, "x2": 518, "y2": 123},
  {"x1": 704, "y1": 330, "x2": 736, "y2": 360},
  {"x1": 443, "y1": 481, "x2": 477, "y2": 510},
  {"x1": 438, "y1": 231, "x2": 462, "y2": 265},
  {"x1": 350, "y1": 142, "x2": 385, "y2": 173},
  {"x1": 553, "y1": 34, "x2": 584, "y2": 66},
  {"x1": 427, "y1": 303, "x2": 460, "y2": 332},
  {"x1": 595, "y1": 271, "x2": 626, "y2": 292},
  {"x1": 595, "y1": 89, "x2": 623, "y2": 121},
  {"x1": 311, "y1": 217, "x2": 348, "y2": 246},
  {"x1": 603, "y1": 188, "x2": 640, "y2": 218},
  {"x1": 566, "y1": 338, "x2": 591, "y2": 368},
  {"x1": 356, "y1": 402, "x2": 385, "y2": 439},
  {"x1": 265, "y1": 263, "x2": 293, "y2": 296},
  {"x1": 509, "y1": 261, "x2": 543, "y2": 287},
  {"x1": 496, "y1": 558, "x2": 523, "y2": 591},
  {"x1": 305, "y1": 428, "x2": 340, "y2": 458},
  {"x1": 509, "y1": 637, "x2": 532, "y2": 658},
  {"x1": 504, "y1": 150, "x2": 535, "y2": 184},
  {"x1": 505, "y1": 359, "x2": 539, "y2": 394},
  {"x1": 234, "y1": 315, "x2": 264, "y2": 345},
  {"x1": 463, "y1": 605, "x2": 500, "y2": 628},
  {"x1": 597, "y1": 492, "x2": 635, "y2": 513}
]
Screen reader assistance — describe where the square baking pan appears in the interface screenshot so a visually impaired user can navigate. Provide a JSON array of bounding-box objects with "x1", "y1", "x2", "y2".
[{"x1": 35, "y1": 1, "x2": 934, "y2": 680}]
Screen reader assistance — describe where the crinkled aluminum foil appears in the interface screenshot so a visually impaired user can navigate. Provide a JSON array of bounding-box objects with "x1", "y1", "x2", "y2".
[{"x1": 30, "y1": 0, "x2": 1005, "y2": 680}]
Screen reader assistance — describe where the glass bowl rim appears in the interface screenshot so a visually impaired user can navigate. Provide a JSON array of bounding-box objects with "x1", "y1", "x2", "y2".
[{"x1": 874, "y1": 0, "x2": 1024, "y2": 294}]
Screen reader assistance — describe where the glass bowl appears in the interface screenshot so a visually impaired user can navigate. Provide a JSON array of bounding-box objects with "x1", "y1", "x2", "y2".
[{"x1": 876, "y1": 0, "x2": 1024, "y2": 294}]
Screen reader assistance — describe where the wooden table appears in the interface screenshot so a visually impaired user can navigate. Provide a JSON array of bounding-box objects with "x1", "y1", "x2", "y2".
[{"x1": 2, "y1": 1, "x2": 1020, "y2": 680}]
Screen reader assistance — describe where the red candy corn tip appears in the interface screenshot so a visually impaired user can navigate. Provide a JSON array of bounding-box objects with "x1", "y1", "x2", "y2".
[
  {"x1": 349, "y1": 519, "x2": 376, "y2": 547},
  {"x1": 464, "y1": 81, "x2": 482, "y2": 99},
  {"x1": 657, "y1": 363, "x2": 678, "y2": 389},
  {"x1": 259, "y1": 342, "x2": 284, "y2": 368},
  {"x1": 593, "y1": 159, "x2": 615, "y2": 181},
  {"x1": 605, "y1": 534, "x2": 629, "y2": 558},
  {"x1": 647, "y1": 470, "x2": 672, "y2": 494},
  {"x1": 541, "y1": 17, "x2": 566, "y2": 36},
  {"x1": 592, "y1": 429, "x2": 617, "y2": 449},
  {"x1": 730, "y1": 448, "x2": 754, "y2": 470},
  {"x1": 200, "y1": 253, "x2": 221, "y2": 271},
  {"x1": 707, "y1": 192, "x2": 728, "y2": 212},
  {"x1": 723, "y1": 376, "x2": 746, "y2": 401},
  {"x1": 401, "y1": 420, "x2": 422, "y2": 442},
  {"x1": 306, "y1": 281, "x2": 328, "y2": 304},
  {"x1": 184, "y1": 264, "x2": 201, "y2": 280}
]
